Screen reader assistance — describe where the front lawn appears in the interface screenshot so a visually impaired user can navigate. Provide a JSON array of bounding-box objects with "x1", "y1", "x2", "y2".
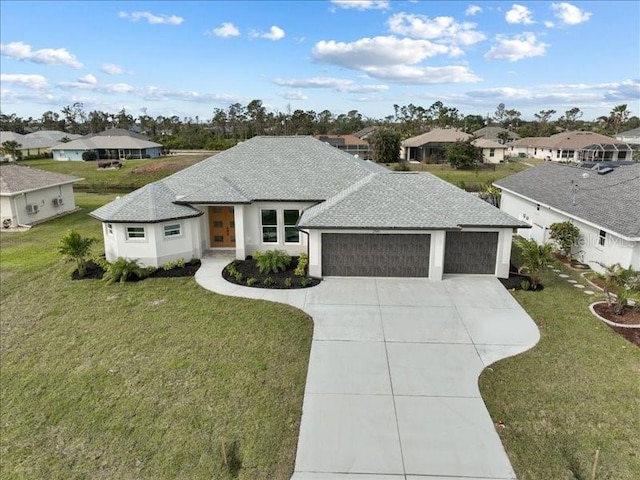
[
  {"x1": 0, "y1": 194, "x2": 313, "y2": 480},
  {"x1": 480, "y1": 256, "x2": 640, "y2": 479}
]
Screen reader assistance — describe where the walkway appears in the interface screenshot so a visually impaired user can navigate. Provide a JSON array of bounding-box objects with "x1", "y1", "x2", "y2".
[{"x1": 195, "y1": 254, "x2": 540, "y2": 480}]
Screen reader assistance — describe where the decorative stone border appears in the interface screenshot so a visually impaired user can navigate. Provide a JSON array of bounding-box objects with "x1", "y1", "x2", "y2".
[
  {"x1": 589, "y1": 302, "x2": 640, "y2": 329},
  {"x1": 581, "y1": 271, "x2": 605, "y2": 292}
]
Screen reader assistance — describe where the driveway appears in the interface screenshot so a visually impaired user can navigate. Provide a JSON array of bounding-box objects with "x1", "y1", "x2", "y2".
[{"x1": 195, "y1": 254, "x2": 540, "y2": 480}]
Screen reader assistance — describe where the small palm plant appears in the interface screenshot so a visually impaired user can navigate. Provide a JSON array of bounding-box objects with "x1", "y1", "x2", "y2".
[
  {"x1": 596, "y1": 263, "x2": 640, "y2": 315},
  {"x1": 253, "y1": 249, "x2": 291, "y2": 274},
  {"x1": 103, "y1": 257, "x2": 154, "y2": 284},
  {"x1": 58, "y1": 230, "x2": 97, "y2": 278},
  {"x1": 515, "y1": 237, "x2": 555, "y2": 289}
]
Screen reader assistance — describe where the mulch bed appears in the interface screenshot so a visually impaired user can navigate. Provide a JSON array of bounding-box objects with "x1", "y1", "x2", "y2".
[
  {"x1": 223, "y1": 257, "x2": 321, "y2": 289},
  {"x1": 554, "y1": 253, "x2": 590, "y2": 271},
  {"x1": 593, "y1": 302, "x2": 640, "y2": 348},
  {"x1": 71, "y1": 260, "x2": 201, "y2": 281},
  {"x1": 499, "y1": 271, "x2": 544, "y2": 292}
]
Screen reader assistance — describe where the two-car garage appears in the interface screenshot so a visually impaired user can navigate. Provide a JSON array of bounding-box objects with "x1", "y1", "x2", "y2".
[{"x1": 321, "y1": 231, "x2": 499, "y2": 277}]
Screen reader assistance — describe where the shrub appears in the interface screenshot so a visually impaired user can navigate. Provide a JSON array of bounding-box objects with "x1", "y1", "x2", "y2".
[
  {"x1": 595, "y1": 263, "x2": 640, "y2": 315},
  {"x1": 515, "y1": 237, "x2": 555, "y2": 288},
  {"x1": 393, "y1": 161, "x2": 410, "y2": 171},
  {"x1": 233, "y1": 271, "x2": 244, "y2": 283},
  {"x1": 284, "y1": 278, "x2": 292, "y2": 288},
  {"x1": 253, "y1": 249, "x2": 291, "y2": 274},
  {"x1": 300, "y1": 277, "x2": 310, "y2": 287},
  {"x1": 103, "y1": 258, "x2": 155, "y2": 284},
  {"x1": 520, "y1": 279, "x2": 531, "y2": 291},
  {"x1": 549, "y1": 221, "x2": 580, "y2": 258},
  {"x1": 82, "y1": 150, "x2": 97, "y2": 161},
  {"x1": 263, "y1": 277, "x2": 275, "y2": 287},
  {"x1": 58, "y1": 230, "x2": 97, "y2": 277},
  {"x1": 294, "y1": 253, "x2": 308, "y2": 277},
  {"x1": 246, "y1": 277, "x2": 258, "y2": 287}
]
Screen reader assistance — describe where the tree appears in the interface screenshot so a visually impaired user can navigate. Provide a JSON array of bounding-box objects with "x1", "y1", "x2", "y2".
[
  {"x1": 608, "y1": 104, "x2": 630, "y2": 135},
  {"x1": 515, "y1": 237, "x2": 555, "y2": 288},
  {"x1": 369, "y1": 127, "x2": 401, "y2": 163},
  {"x1": 61, "y1": 102, "x2": 87, "y2": 134},
  {"x1": 444, "y1": 140, "x2": 483, "y2": 169},
  {"x1": 496, "y1": 131, "x2": 510, "y2": 145},
  {"x1": 493, "y1": 103, "x2": 507, "y2": 127},
  {"x1": 58, "y1": 230, "x2": 97, "y2": 278},
  {"x1": 557, "y1": 107, "x2": 583, "y2": 131},
  {"x1": 595, "y1": 263, "x2": 640, "y2": 315},
  {"x1": 533, "y1": 109, "x2": 556, "y2": 136},
  {"x1": 548, "y1": 221, "x2": 580, "y2": 258},
  {"x1": 1, "y1": 140, "x2": 22, "y2": 161}
]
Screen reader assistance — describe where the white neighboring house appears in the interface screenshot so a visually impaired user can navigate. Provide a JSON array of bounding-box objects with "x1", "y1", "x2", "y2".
[
  {"x1": 472, "y1": 139, "x2": 507, "y2": 164},
  {"x1": 616, "y1": 127, "x2": 640, "y2": 145},
  {"x1": 494, "y1": 162, "x2": 640, "y2": 272},
  {"x1": 507, "y1": 131, "x2": 633, "y2": 162},
  {"x1": 0, "y1": 164, "x2": 82, "y2": 228},
  {"x1": 91, "y1": 136, "x2": 526, "y2": 278}
]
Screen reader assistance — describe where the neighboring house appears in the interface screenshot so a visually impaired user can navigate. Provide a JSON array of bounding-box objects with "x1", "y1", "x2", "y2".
[
  {"x1": 401, "y1": 129, "x2": 472, "y2": 162},
  {"x1": 494, "y1": 162, "x2": 640, "y2": 272},
  {"x1": 26, "y1": 130, "x2": 82, "y2": 144},
  {"x1": 51, "y1": 136, "x2": 163, "y2": 161},
  {"x1": 0, "y1": 164, "x2": 82, "y2": 227},
  {"x1": 473, "y1": 126, "x2": 520, "y2": 143},
  {"x1": 508, "y1": 131, "x2": 633, "y2": 162},
  {"x1": 352, "y1": 126, "x2": 378, "y2": 140},
  {"x1": 472, "y1": 139, "x2": 507, "y2": 164},
  {"x1": 86, "y1": 128, "x2": 151, "y2": 141},
  {"x1": 1, "y1": 130, "x2": 82, "y2": 159},
  {"x1": 90, "y1": 136, "x2": 526, "y2": 279},
  {"x1": 616, "y1": 127, "x2": 640, "y2": 145},
  {"x1": 316, "y1": 134, "x2": 372, "y2": 160}
]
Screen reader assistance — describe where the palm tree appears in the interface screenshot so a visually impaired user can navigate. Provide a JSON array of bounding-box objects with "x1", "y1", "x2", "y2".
[
  {"x1": 596, "y1": 263, "x2": 640, "y2": 315},
  {"x1": 58, "y1": 230, "x2": 97, "y2": 277},
  {"x1": 515, "y1": 237, "x2": 555, "y2": 288},
  {"x1": 1, "y1": 140, "x2": 22, "y2": 162},
  {"x1": 608, "y1": 104, "x2": 629, "y2": 135}
]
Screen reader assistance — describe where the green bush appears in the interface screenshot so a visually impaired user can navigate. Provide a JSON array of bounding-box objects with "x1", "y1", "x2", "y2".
[
  {"x1": 58, "y1": 229, "x2": 97, "y2": 277},
  {"x1": 246, "y1": 277, "x2": 258, "y2": 287},
  {"x1": 549, "y1": 221, "x2": 580, "y2": 258},
  {"x1": 284, "y1": 278, "x2": 292, "y2": 288},
  {"x1": 82, "y1": 150, "x2": 97, "y2": 161},
  {"x1": 263, "y1": 277, "x2": 275, "y2": 287},
  {"x1": 103, "y1": 258, "x2": 155, "y2": 284},
  {"x1": 253, "y1": 250, "x2": 291, "y2": 274},
  {"x1": 294, "y1": 253, "x2": 308, "y2": 277}
]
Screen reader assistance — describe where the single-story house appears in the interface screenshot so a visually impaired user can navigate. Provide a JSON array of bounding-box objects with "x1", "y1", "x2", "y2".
[
  {"x1": 316, "y1": 134, "x2": 372, "y2": 160},
  {"x1": 401, "y1": 129, "x2": 472, "y2": 162},
  {"x1": 508, "y1": 131, "x2": 633, "y2": 162},
  {"x1": 494, "y1": 162, "x2": 640, "y2": 272},
  {"x1": 616, "y1": 127, "x2": 640, "y2": 145},
  {"x1": 473, "y1": 126, "x2": 520, "y2": 144},
  {"x1": 1, "y1": 130, "x2": 82, "y2": 160},
  {"x1": 86, "y1": 128, "x2": 151, "y2": 141},
  {"x1": 51, "y1": 136, "x2": 163, "y2": 161},
  {"x1": 90, "y1": 136, "x2": 526, "y2": 279},
  {"x1": 0, "y1": 164, "x2": 82, "y2": 227},
  {"x1": 472, "y1": 139, "x2": 507, "y2": 164}
]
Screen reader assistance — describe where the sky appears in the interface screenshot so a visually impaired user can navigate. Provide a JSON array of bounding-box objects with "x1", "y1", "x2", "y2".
[{"x1": 1, "y1": 0, "x2": 639, "y2": 123}]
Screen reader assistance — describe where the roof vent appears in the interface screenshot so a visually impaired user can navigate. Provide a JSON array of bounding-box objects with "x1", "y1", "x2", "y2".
[{"x1": 597, "y1": 167, "x2": 614, "y2": 175}]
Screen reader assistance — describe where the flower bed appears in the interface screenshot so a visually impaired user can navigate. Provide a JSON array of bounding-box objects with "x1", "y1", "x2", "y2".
[{"x1": 222, "y1": 257, "x2": 320, "y2": 289}]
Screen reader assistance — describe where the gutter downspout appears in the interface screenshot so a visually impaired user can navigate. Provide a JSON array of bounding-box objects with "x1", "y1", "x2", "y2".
[{"x1": 297, "y1": 227, "x2": 314, "y2": 278}]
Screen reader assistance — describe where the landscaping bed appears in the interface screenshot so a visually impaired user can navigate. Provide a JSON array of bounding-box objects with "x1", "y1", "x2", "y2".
[
  {"x1": 71, "y1": 259, "x2": 201, "y2": 281},
  {"x1": 592, "y1": 302, "x2": 640, "y2": 347},
  {"x1": 223, "y1": 256, "x2": 320, "y2": 289}
]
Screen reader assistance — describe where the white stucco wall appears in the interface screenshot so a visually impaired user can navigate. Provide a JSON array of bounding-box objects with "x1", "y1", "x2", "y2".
[
  {"x1": 102, "y1": 217, "x2": 203, "y2": 268},
  {"x1": 500, "y1": 190, "x2": 639, "y2": 272},
  {"x1": 1, "y1": 184, "x2": 76, "y2": 226},
  {"x1": 482, "y1": 147, "x2": 505, "y2": 164}
]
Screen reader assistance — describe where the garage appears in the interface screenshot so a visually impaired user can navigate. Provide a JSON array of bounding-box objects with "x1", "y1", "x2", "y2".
[
  {"x1": 444, "y1": 231, "x2": 498, "y2": 274},
  {"x1": 322, "y1": 233, "x2": 430, "y2": 277}
]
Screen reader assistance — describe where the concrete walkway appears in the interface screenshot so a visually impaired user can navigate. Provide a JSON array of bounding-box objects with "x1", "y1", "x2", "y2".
[{"x1": 195, "y1": 254, "x2": 540, "y2": 480}]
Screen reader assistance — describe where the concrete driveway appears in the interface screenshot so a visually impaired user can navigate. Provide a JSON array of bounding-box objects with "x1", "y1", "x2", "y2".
[{"x1": 195, "y1": 255, "x2": 540, "y2": 480}]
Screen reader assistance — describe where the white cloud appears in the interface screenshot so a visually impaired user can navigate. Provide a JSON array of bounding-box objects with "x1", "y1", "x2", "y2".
[
  {"x1": 505, "y1": 4, "x2": 534, "y2": 24},
  {"x1": 0, "y1": 41, "x2": 83, "y2": 69},
  {"x1": 209, "y1": 22, "x2": 240, "y2": 37},
  {"x1": 78, "y1": 74, "x2": 97, "y2": 85},
  {"x1": 388, "y1": 13, "x2": 486, "y2": 45},
  {"x1": 0, "y1": 73, "x2": 48, "y2": 90},
  {"x1": 273, "y1": 76, "x2": 388, "y2": 93},
  {"x1": 141, "y1": 86, "x2": 242, "y2": 104},
  {"x1": 544, "y1": 20, "x2": 555, "y2": 28},
  {"x1": 330, "y1": 0, "x2": 389, "y2": 10},
  {"x1": 551, "y1": 3, "x2": 592, "y2": 25},
  {"x1": 465, "y1": 5, "x2": 482, "y2": 16},
  {"x1": 280, "y1": 91, "x2": 308, "y2": 100},
  {"x1": 101, "y1": 63, "x2": 124, "y2": 75},
  {"x1": 118, "y1": 11, "x2": 184, "y2": 25},
  {"x1": 57, "y1": 80, "x2": 135, "y2": 94},
  {"x1": 361, "y1": 65, "x2": 481, "y2": 84},
  {"x1": 485, "y1": 33, "x2": 548, "y2": 61},
  {"x1": 261, "y1": 25, "x2": 285, "y2": 41}
]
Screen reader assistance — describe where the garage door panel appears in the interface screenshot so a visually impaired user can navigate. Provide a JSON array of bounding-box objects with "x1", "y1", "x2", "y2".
[
  {"x1": 444, "y1": 232, "x2": 498, "y2": 274},
  {"x1": 322, "y1": 233, "x2": 430, "y2": 277}
]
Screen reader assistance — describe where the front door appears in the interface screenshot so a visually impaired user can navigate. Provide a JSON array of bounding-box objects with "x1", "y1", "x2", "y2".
[{"x1": 209, "y1": 206, "x2": 236, "y2": 247}]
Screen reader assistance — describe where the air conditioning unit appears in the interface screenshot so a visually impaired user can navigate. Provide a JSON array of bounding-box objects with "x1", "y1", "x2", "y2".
[
  {"x1": 26, "y1": 204, "x2": 39, "y2": 214},
  {"x1": 52, "y1": 197, "x2": 64, "y2": 207}
]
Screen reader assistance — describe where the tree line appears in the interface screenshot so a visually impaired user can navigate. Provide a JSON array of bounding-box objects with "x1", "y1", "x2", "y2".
[{"x1": 1, "y1": 100, "x2": 637, "y2": 150}]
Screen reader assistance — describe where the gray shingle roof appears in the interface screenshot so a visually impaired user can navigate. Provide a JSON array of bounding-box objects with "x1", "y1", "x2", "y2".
[
  {"x1": 402, "y1": 129, "x2": 472, "y2": 147},
  {"x1": 473, "y1": 127, "x2": 521, "y2": 140},
  {"x1": 299, "y1": 171, "x2": 527, "y2": 230},
  {"x1": 0, "y1": 164, "x2": 82, "y2": 195},
  {"x1": 494, "y1": 162, "x2": 640, "y2": 239},
  {"x1": 51, "y1": 136, "x2": 161, "y2": 150}
]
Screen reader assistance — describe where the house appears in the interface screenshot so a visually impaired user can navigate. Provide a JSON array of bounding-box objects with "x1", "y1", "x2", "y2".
[
  {"x1": 90, "y1": 136, "x2": 526, "y2": 279},
  {"x1": 352, "y1": 126, "x2": 378, "y2": 140},
  {"x1": 51, "y1": 136, "x2": 163, "y2": 161},
  {"x1": 508, "y1": 131, "x2": 632, "y2": 162},
  {"x1": 494, "y1": 162, "x2": 640, "y2": 272},
  {"x1": 0, "y1": 164, "x2": 82, "y2": 228},
  {"x1": 472, "y1": 139, "x2": 507, "y2": 164},
  {"x1": 1, "y1": 130, "x2": 82, "y2": 160},
  {"x1": 316, "y1": 134, "x2": 372, "y2": 160},
  {"x1": 86, "y1": 128, "x2": 150, "y2": 141},
  {"x1": 401, "y1": 129, "x2": 472, "y2": 162},
  {"x1": 473, "y1": 126, "x2": 520, "y2": 144},
  {"x1": 616, "y1": 127, "x2": 640, "y2": 145}
]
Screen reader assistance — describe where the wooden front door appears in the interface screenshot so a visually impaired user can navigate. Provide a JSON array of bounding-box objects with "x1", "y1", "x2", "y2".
[{"x1": 209, "y1": 206, "x2": 236, "y2": 247}]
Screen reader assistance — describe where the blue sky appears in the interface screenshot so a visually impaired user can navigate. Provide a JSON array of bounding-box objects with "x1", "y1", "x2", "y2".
[{"x1": 1, "y1": 1, "x2": 639, "y2": 122}]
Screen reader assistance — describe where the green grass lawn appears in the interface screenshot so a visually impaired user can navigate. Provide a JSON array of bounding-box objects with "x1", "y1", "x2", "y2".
[
  {"x1": 385, "y1": 161, "x2": 531, "y2": 190},
  {"x1": 21, "y1": 155, "x2": 211, "y2": 193},
  {"x1": 0, "y1": 193, "x2": 313, "y2": 479},
  {"x1": 479, "y1": 256, "x2": 640, "y2": 479}
]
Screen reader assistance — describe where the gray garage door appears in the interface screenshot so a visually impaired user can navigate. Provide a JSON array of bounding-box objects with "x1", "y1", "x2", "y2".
[
  {"x1": 322, "y1": 233, "x2": 430, "y2": 277},
  {"x1": 444, "y1": 231, "x2": 498, "y2": 274}
]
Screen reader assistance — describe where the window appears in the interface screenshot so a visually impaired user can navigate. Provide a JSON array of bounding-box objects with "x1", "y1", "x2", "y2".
[
  {"x1": 164, "y1": 223, "x2": 181, "y2": 237},
  {"x1": 261, "y1": 209, "x2": 277, "y2": 243},
  {"x1": 106, "y1": 223, "x2": 114, "y2": 236},
  {"x1": 599, "y1": 230, "x2": 606, "y2": 246},
  {"x1": 489, "y1": 148, "x2": 495, "y2": 157},
  {"x1": 284, "y1": 210, "x2": 300, "y2": 243},
  {"x1": 126, "y1": 226, "x2": 145, "y2": 240}
]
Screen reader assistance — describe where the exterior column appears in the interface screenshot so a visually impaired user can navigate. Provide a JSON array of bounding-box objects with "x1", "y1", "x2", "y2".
[
  {"x1": 234, "y1": 205, "x2": 246, "y2": 260},
  {"x1": 429, "y1": 231, "x2": 445, "y2": 280}
]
